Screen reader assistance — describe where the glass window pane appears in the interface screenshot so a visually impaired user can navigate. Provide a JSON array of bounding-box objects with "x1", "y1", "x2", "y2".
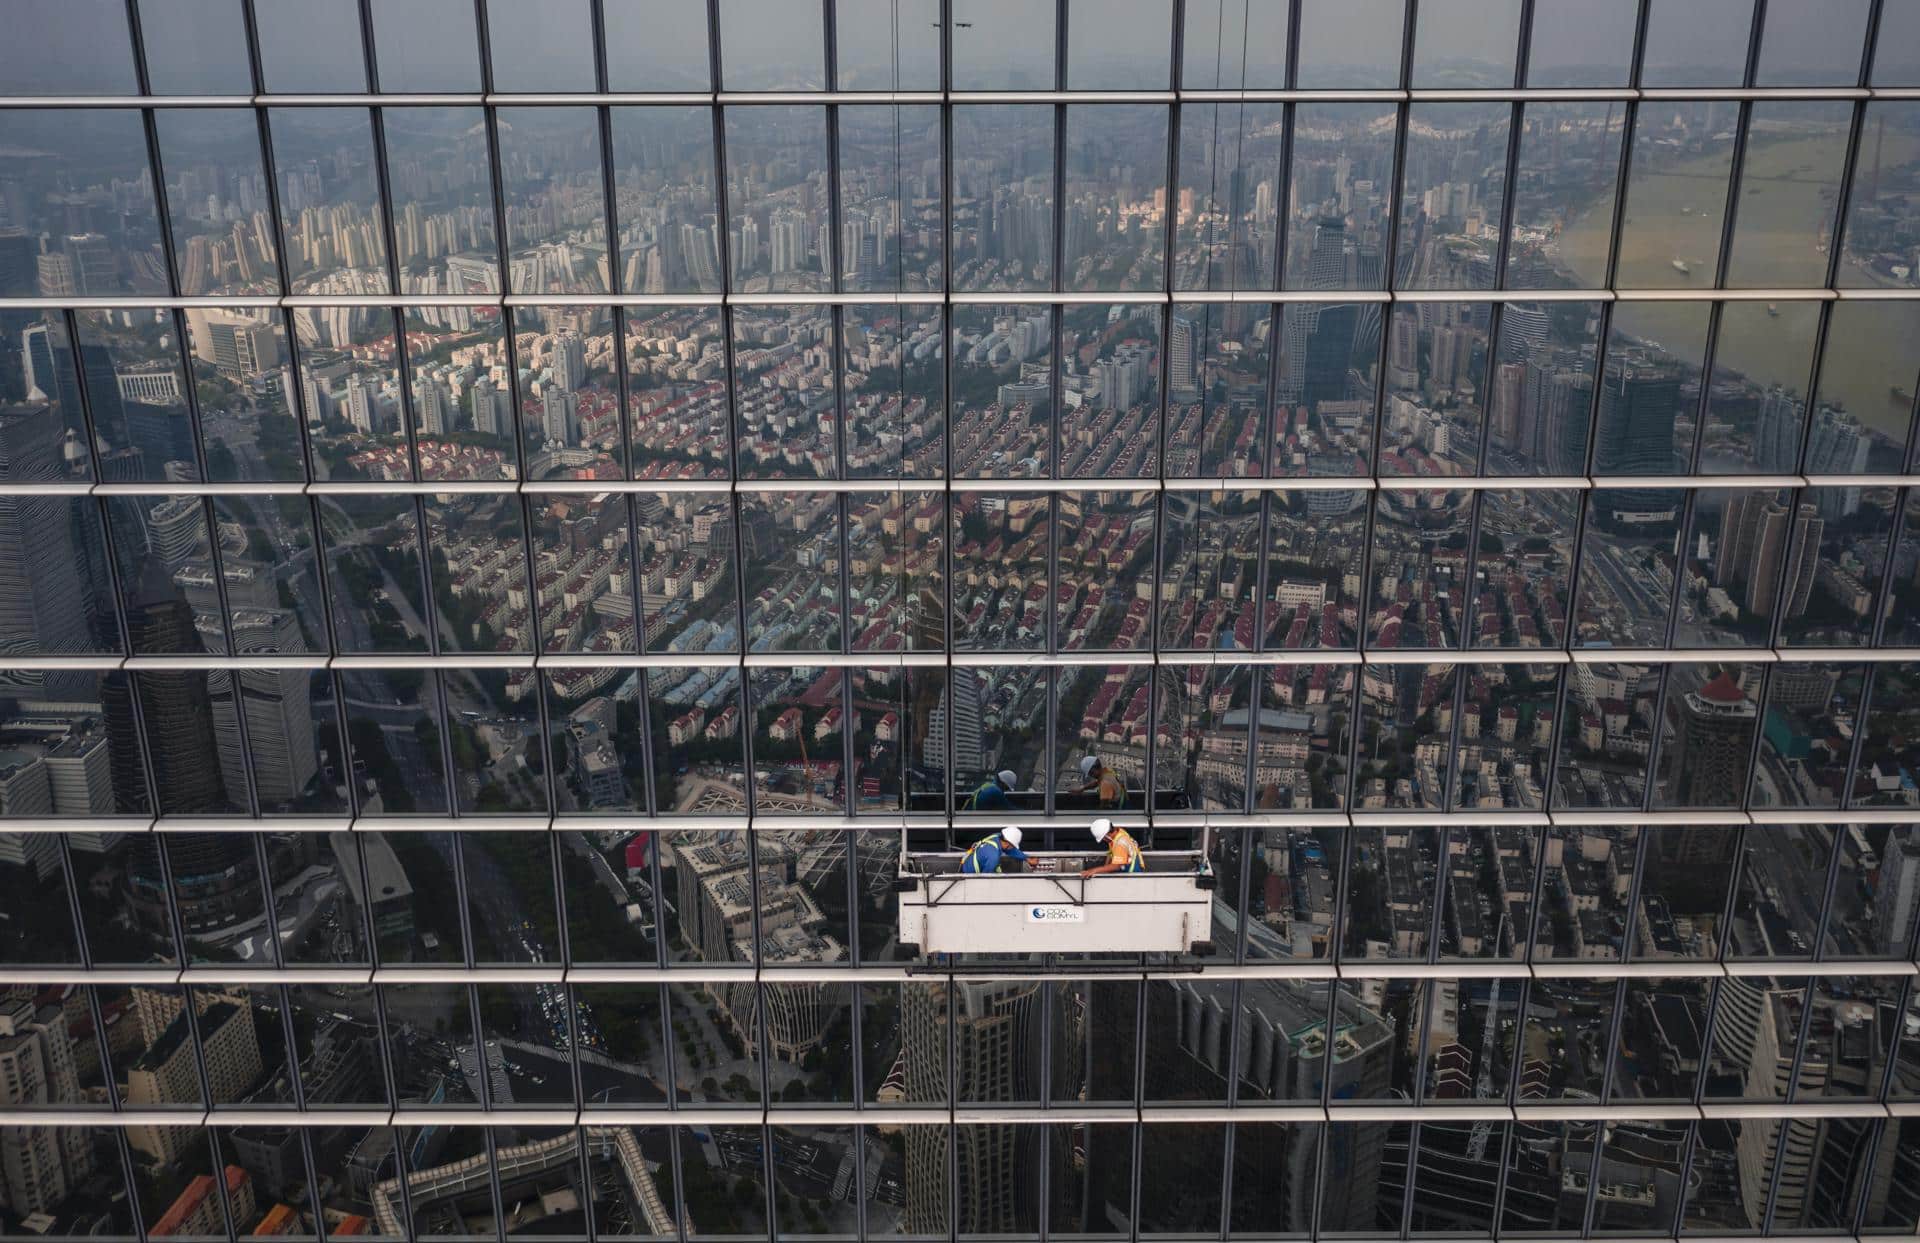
[
  {"x1": 1256, "y1": 667, "x2": 1356, "y2": 809},
  {"x1": 635, "y1": 490, "x2": 738, "y2": 653},
  {"x1": 1534, "y1": 828, "x2": 1637, "y2": 960},
  {"x1": 338, "y1": 669, "x2": 450, "y2": 814},
  {"x1": 1454, "y1": 664, "x2": 1559, "y2": 809},
  {"x1": 1160, "y1": 489, "x2": 1262, "y2": 650},
  {"x1": 1673, "y1": 485, "x2": 1795, "y2": 647},
  {"x1": 1342, "y1": 829, "x2": 1442, "y2": 954},
  {"x1": 1725, "y1": 101, "x2": 1852, "y2": 288},
  {"x1": 73, "y1": 308, "x2": 198, "y2": 482},
  {"x1": 1486, "y1": 301, "x2": 1602, "y2": 475},
  {"x1": 185, "y1": 308, "x2": 300, "y2": 483},
  {"x1": 1553, "y1": 660, "x2": 1661, "y2": 808},
  {"x1": 1875, "y1": 0, "x2": 1920, "y2": 84},
  {"x1": 1153, "y1": 663, "x2": 1254, "y2": 811},
  {"x1": 0, "y1": 493, "x2": 120, "y2": 655},
  {"x1": 1061, "y1": 105, "x2": 1169, "y2": 293},
  {"x1": 314, "y1": 494, "x2": 433, "y2": 654},
  {"x1": 106, "y1": 495, "x2": 215, "y2": 653},
  {"x1": 526, "y1": 492, "x2": 637, "y2": 655},
  {"x1": 383, "y1": 107, "x2": 501, "y2": 297},
  {"x1": 155, "y1": 108, "x2": 278, "y2": 297},
  {"x1": 731, "y1": 306, "x2": 837, "y2": 478},
  {"x1": 298, "y1": 307, "x2": 406, "y2": 480},
  {"x1": 838, "y1": 105, "x2": 944, "y2": 294},
  {"x1": 1296, "y1": 0, "x2": 1406, "y2": 89},
  {"x1": 1411, "y1": 0, "x2": 1521, "y2": 87},
  {"x1": 372, "y1": 0, "x2": 482, "y2": 91},
  {"x1": 497, "y1": 106, "x2": 610, "y2": 296},
  {"x1": 740, "y1": 494, "x2": 844, "y2": 651},
  {"x1": 1755, "y1": 0, "x2": 1872, "y2": 85},
  {"x1": 1058, "y1": 304, "x2": 1159, "y2": 476},
  {"x1": 1164, "y1": 303, "x2": 1269, "y2": 475},
  {"x1": 485, "y1": 0, "x2": 597, "y2": 90},
  {"x1": 2, "y1": 0, "x2": 137, "y2": 94},
  {"x1": 3, "y1": 314, "x2": 92, "y2": 480},
  {"x1": 361, "y1": 832, "x2": 465, "y2": 964},
  {"x1": 1054, "y1": 490, "x2": 1155, "y2": 650},
  {"x1": 1274, "y1": 302, "x2": 1380, "y2": 476},
  {"x1": 268, "y1": 108, "x2": 390, "y2": 296},
  {"x1": 1653, "y1": 662, "x2": 1762, "y2": 810},
  {"x1": 835, "y1": 0, "x2": 941, "y2": 89},
  {"x1": 1394, "y1": 103, "x2": 1510, "y2": 291},
  {"x1": 719, "y1": 0, "x2": 825, "y2": 90},
  {"x1": 951, "y1": 105, "x2": 1055, "y2": 293},
  {"x1": 1611, "y1": 977, "x2": 1712, "y2": 1100},
  {"x1": 1471, "y1": 489, "x2": 1577, "y2": 650},
  {"x1": 1699, "y1": 300, "x2": 1821, "y2": 474},
  {"x1": 1640, "y1": 0, "x2": 1754, "y2": 87},
  {"x1": 444, "y1": 670, "x2": 546, "y2": 815},
  {"x1": 0, "y1": 110, "x2": 165, "y2": 297},
  {"x1": 1367, "y1": 489, "x2": 1472, "y2": 648},
  {"x1": 254, "y1": 0, "x2": 369, "y2": 92},
  {"x1": 515, "y1": 305, "x2": 620, "y2": 479},
  {"x1": 843, "y1": 304, "x2": 944, "y2": 478},
  {"x1": 401, "y1": 306, "x2": 515, "y2": 480},
  {"x1": 139, "y1": 0, "x2": 253, "y2": 93},
  {"x1": 1505, "y1": 103, "x2": 1627, "y2": 291},
  {"x1": 613, "y1": 105, "x2": 724, "y2": 296},
  {"x1": 1265, "y1": 490, "x2": 1365, "y2": 649},
  {"x1": 1854, "y1": 663, "x2": 1920, "y2": 808},
  {"x1": 952, "y1": 494, "x2": 1050, "y2": 650},
  {"x1": 1811, "y1": 303, "x2": 1920, "y2": 474},
  {"x1": 1174, "y1": 102, "x2": 1285, "y2": 291},
  {"x1": 747, "y1": 667, "x2": 847, "y2": 814},
  {"x1": 459, "y1": 833, "x2": 560, "y2": 961},
  {"x1": 0, "y1": 840, "x2": 85, "y2": 963},
  {"x1": 626, "y1": 308, "x2": 730, "y2": 480},
  {"x1": 422, "y1": 493, "x2": 532, "y2": 654},
  {"x1": 1526, "y1": 0, "x2": 1638, "y2": 87},
  {"x1": 951, "y1": 0, "x2": 1056, "y2": 89},
  {"x1": 1284, "y1": 104, "x2": 1399, "y2": 291},
  {"x1": 1614, "y1": 102, "x2": 1737, "y2": 288},
  {"x1": 1357, "y1": 665, "x2": 1457, "y2": 808},
  {"x1": 1595, "y1": 301, "x2": 1708, "y2": 477},
  {"x1": 1839, "y1": 102, "x2": 1920, "y2": 288},
  {"x1": 1542, "y1": 511, "x2": 1657, "y2": 638},
  {"x1": 548, "y1": 675, "x2": 647, "y2": 818},
  {"x1": 723, "y1": 105, "x2": 831, "y2": 293},
  {"x1": 951, "y1": 303, "x2": 1053, "y2": 476},
  {"x1": 648, "y1": 668, "x2": 747, "y2": 813},
  {"x1": 1066, "y1": 0, "x2": 1173, "y2": 89},
  {"x1": 605, "y1": 0, "x2": 713, "y2": 91},
  {"x1": 1753, "y1": 664, "x2": 1863, "y2": 809},
  {"x1": 1379, "y1": 301, "x2": 1490, "y2": 474},
  {"x1": 1182, "y1": 0, "x2": 1289, "y2": 89}
]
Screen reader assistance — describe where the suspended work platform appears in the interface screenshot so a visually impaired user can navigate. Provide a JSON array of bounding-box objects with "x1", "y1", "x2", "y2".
[{"x1": 895, "y1": 846, "x2": 1217, "y2": 956}]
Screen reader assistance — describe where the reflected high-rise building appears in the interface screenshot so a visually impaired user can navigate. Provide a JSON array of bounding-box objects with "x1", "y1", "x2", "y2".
[
  {"x1": 0, "y1": 408, "x2": 103, "y2": 697},
  {"x1": 902, "y1": 980, "x2": 1041, "y2": 1235},
  {"x1": 1668, "y1": 673, "x2": 1758, "y2": 808},
  {"x1": 1594, "y1": 364, "x2": 1682, "y2": 520},
  {"x1": 0, "y1": 990, "x2": 94, "y2": 1216}
]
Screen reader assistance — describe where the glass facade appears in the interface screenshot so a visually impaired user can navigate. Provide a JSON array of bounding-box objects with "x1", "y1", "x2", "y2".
[{"x1": 2, "y1": 0, "x2": 1920, "y2": 1239}]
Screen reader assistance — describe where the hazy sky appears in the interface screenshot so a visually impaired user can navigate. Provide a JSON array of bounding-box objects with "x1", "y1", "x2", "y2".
[{"x1": 0, "y1": 0, "x2": 1900, "y2": 95}]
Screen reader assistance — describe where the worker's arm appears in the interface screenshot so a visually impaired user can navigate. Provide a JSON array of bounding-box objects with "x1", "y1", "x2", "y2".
[
  {"x1": 1001, "y1": 845, "x2": 1029, "y2": 862},
  {"x1": 1080, "y1": 859, "x2": 1124, "y2": 878}
]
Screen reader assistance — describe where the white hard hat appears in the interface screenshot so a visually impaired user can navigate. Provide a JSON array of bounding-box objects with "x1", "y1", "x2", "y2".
[
  {"x1": 1001, "y1": 826, "x2": 1023, "y2": 848},
  {"x1": 1091, "y1": 817, "x2": 1114, "y2": 841},
  {"x1": 997, "y1": 769, "x2": 1017, "y2": 787},
  {"x1": 1080, "y1": 755, "x2": 1099, "y2": 777}
]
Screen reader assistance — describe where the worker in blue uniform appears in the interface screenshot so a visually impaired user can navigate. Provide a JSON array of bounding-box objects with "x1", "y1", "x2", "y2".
[
  {"x1": 960, "y1": 825, "x2": 1029, "y2": 874},
  {"x1": 964, "y1": 769, "x2": 1020, "y2": 812}
]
